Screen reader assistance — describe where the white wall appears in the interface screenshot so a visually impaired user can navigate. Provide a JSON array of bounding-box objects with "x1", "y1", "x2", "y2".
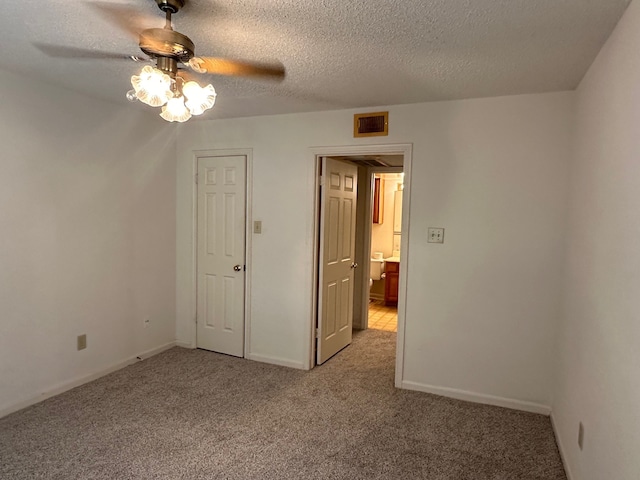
[
  {"x1": 353, "y1": 165, "x2": 370, "y2": 329},
  {"x1": 176, "y1": 91, "x2": 573, "y2": 409},
  {"x1": 553, "y1": 0, "x2": 640, "y2": 478},
  {"x1": 0, "y1": 69, "x2": 177, "y2": 415}
]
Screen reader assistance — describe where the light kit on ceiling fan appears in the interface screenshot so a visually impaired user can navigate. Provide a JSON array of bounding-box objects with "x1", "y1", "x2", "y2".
[
  {"x1": 33, "y1": 0, "x2": 286, "y2": 123},
  {"x1": 127, "y1": 65, "x2": 217, "y2": 122}
]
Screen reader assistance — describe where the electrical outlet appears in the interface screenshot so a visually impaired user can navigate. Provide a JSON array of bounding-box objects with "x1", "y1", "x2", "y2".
[
  {"x1": 428, "y1": 227, "x2": 445, "y2": 243},
  {"x1": 144, "y1": 317, "x2": 150, "y2": 328},
  {"x1": 254, "y1": 220, "x2": 262, "y2": 234},
  {"x1": 77, "y1": 334, "x2": 87, "y2": 351},
  {"x1": 578, "y1": 422, "x2": 584, "y2": 450}
]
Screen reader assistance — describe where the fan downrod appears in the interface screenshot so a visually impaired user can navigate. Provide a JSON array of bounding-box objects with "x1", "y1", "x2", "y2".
[{"x1": 155, "y1": 0, "x2": 185, "y2": 14}]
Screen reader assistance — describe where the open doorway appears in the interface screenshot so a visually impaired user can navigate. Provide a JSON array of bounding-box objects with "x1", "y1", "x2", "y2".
[
  {"x1": 367, "y1": 172, "x2": 404, "y2": 333},
  {"x1": 310, "y1": 145, "x2": 411, "y2": 383}
]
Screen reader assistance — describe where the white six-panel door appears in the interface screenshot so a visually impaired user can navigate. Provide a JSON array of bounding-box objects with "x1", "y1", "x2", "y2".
[
  {"x1": 196, "y1": 155, "x2": 246, "y2": 357},
  {"x1": 317, "y1": 158, "x2": 358, "y2": 365}
]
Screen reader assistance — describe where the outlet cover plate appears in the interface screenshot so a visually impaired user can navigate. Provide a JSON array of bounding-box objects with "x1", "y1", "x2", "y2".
[
  {"x1": 428, "y1": 227, "x2": 445, "y2": 243},
  {"x1": 77, "y1": 334, "x2": 87, "y2": 351}
]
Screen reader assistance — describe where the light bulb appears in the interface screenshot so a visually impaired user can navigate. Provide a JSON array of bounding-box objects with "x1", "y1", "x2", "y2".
[
  {"x1": 160, "y1": 96, "x2": 192, "y2": 123},
  {"x1": 131, "y1": 66, "x2": 172, "y2": 107},
  {"x1": 125, "y1": 89, "x2": 138, "y2": 102},
  {"x1": 183, "y1": 81, "x2": 217, "y2": 115}
]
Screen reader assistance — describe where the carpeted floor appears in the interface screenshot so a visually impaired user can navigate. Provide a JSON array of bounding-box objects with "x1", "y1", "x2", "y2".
[{"x1": 0, "y1": 330, "x2": 566, "y2": 479}]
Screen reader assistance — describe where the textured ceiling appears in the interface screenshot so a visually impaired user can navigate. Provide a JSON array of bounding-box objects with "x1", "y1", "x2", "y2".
[{"x1": 0, "y1": 0, "x2": 632, "y2": 119}]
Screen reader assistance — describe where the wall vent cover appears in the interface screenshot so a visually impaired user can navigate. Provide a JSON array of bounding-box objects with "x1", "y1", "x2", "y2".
[{"x1": 354, "y1": 111, "x2": 388, "y2": 137}]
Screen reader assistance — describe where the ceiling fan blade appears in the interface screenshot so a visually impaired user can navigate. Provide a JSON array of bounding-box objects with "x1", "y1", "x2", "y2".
[
  {"x1": 34, "y1": 43, "x2": 147, "y2": 61},
  {"x1": 86, "y1": 2, "x2": 152, "y2": 40},
  {"x1": 192, "y1": 57, "x2": 286, "y2": 81}
]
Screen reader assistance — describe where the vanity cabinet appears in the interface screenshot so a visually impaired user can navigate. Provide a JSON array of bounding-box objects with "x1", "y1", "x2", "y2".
[{"x1": 384, "y1": 261, "x2": 399, "y2": 306}]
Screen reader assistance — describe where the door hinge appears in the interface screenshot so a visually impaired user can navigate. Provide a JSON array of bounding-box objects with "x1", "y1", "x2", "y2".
[
  {"x1": 318, "y1": 175, "x2": 324, "y2": 187},
  {"x1": 315, "y1": 328, "x2": 320, "y2": 338},
  {"x1": 195, "y1": 173, "x2": 199, "y2": 184}
]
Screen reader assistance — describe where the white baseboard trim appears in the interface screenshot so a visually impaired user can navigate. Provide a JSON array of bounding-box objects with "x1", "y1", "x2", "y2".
[
  {"x1": 369, "y1": 293, "x2": 384, "y2": 302},
  {"x1": 135, "y1": 342, "x2": 177, "y2": 360},
  {"x1": 0, "y1": 341, "x2": 176, "y2": 419},
  {"x1": 401, "y1": 380, "x2": 551, "y2": 415},
  {"x1": 176, "y1": 341, "x2": 195, "y2": 349},
  {"x1": 550, "y1": 413, "x2": 574, "y2": 480},
  {"x1": 246, "y1": 352, "x2": 306, "y2": 370}
]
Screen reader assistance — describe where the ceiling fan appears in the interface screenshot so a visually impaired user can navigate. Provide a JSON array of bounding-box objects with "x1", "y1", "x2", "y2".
[{"x1": 35, "y1": 0, "x2": 286, "y2": 122}]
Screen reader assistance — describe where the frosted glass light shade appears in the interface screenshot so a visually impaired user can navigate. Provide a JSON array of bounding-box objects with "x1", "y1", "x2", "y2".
[
  {"x1": 160, "y1": 96, "x2": 192, "y2": 123},
  {"x1": 183, "y1": 81, "x2": 217, "y2": 115},
  {"x1": 131, "y1": 66, "x2": 172, "y2": 107}
]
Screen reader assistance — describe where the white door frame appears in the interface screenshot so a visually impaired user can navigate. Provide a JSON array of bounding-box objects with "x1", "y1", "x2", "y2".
[
  {"x1": 309, "y1": 144, "x2": 412, "y2": 388},
  {"x1": 189, "y1": 149, "x2": 253, "y2": 356}
]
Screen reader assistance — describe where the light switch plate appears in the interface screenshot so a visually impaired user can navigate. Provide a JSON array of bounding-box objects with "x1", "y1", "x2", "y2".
[
  {"x1": 254, "y1": 221, "x2": 262, "y2": 234},
  {"x1": 428, "y1": 227, "x2": 445, "y2": 243}
]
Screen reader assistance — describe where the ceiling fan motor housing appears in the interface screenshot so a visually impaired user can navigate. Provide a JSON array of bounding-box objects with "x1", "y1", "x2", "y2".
[
  {"x1": 155, "y1": 0, "x2": 185, "y2": 14},
  {"x1": 139, "y1": 28, "x2": 195, "y2": 63}
]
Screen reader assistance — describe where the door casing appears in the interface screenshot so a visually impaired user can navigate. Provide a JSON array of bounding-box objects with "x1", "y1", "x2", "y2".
[
  {"x1": 309, "y1": 144, "x2": 413, "y2": 388},
  {"x1": 188, "y1": 149, "x2": 253, "y2": 355}
]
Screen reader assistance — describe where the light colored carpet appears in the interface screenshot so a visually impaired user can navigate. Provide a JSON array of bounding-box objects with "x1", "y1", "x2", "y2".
[{"x1": 0, "y1": 330, "x2": 566, "y2": 479}]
